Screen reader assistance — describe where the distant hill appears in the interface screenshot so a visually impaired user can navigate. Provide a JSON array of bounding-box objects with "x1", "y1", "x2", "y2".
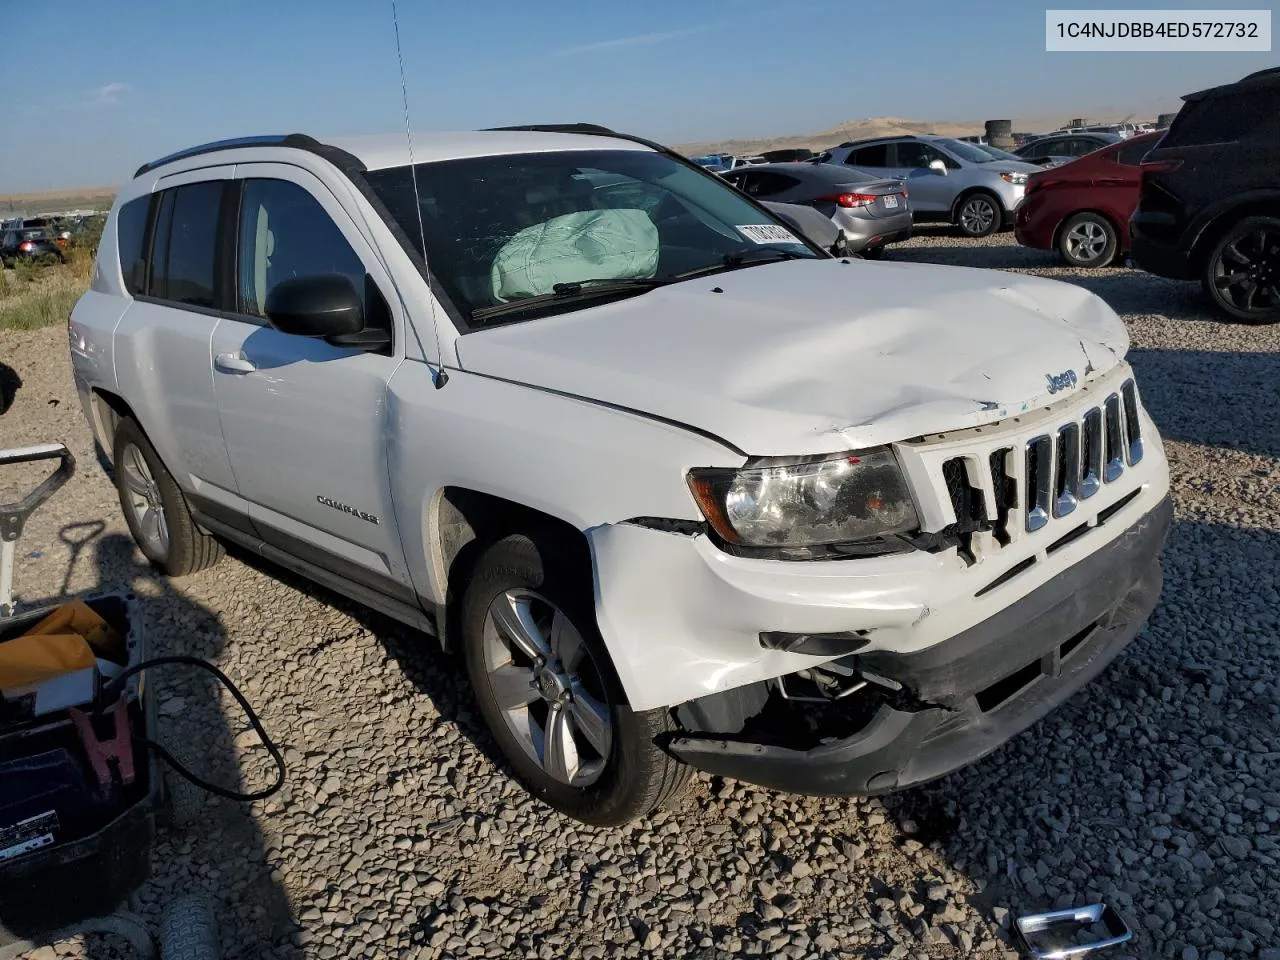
[{"x1": 0, "y1": 187, "x2": 119, "y2": 218}]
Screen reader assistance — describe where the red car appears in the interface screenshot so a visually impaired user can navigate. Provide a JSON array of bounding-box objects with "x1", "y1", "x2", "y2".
[{"x1": 1014, "y1": 131, "x2": 1161, "y2": 267}]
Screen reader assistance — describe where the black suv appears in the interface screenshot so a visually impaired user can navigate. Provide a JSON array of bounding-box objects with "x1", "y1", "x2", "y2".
[{"x1": 1130, "y1": 67, "x2": 1280, "y2": 324}]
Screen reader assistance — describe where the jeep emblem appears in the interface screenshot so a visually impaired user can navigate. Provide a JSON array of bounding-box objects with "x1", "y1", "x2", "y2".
[{"x1": 1045, "y1": 369, "x2": 1078, "y2": 394}]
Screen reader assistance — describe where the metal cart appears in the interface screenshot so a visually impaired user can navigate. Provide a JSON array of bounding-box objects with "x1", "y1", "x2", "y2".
[{"x1": 0, "y1": 443, "x2": 219, "y2": 960}]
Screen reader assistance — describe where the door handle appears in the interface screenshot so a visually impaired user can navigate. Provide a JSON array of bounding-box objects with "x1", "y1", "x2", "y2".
[{"x1": 214, "y1": 353, "x2": 256, "y2": 374}]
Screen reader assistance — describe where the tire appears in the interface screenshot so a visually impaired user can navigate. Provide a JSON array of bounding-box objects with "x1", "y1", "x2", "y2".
[
  {"x1": 1202, "y1": 215, "x2": 1280, "y2": 324},
  {"x1": 954, "y1": 192, "x2": 1002, "y2": 238},
  {"x1": 461, "y1": 531, "x2": 690, "y2": 826},
  {"x1": 860, "y1": 245, "x2": 886, "y2": 260},
  {"x1": 112, "y1": 416, "x2": 223, "y2": 576},
  {"x1": 158, "y1": 895, "x2": 221, "y2": 960},
  {"x1": 156, "y1": 723, "x2": 209, "y2": 827},
  {"x1": 1058, "y1": 212, "x2": 1118, "y2": 268}
]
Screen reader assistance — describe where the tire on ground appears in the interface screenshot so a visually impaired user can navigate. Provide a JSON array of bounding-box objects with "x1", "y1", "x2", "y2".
[
  {"x1": 1201, "y1": 215, "x2": 1280, "y2": 325},
  {"x1": 112, "y1": 416, "x2": 223, "y2": 577},
  {"x1": 954, "y1": 191, "x2": 1002, "y2": 238},
  {"x1": 460, "y1": 530, "x2": 690, "y2": 826},
  {"x1": 1058, "y1": 212, "x2": 1119, "y2": 268},
  {"x1": 158, "y1": 895, "x2": 221, "y2": 960}
]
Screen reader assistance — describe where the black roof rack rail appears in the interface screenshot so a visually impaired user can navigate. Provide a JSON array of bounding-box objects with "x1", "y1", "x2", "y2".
[
  {"x1": 483, "y1": 123, "x2": 619, "y2": 135},
  {"x1": 133, "y1": 133, "x2": 336, "y2": 179}
]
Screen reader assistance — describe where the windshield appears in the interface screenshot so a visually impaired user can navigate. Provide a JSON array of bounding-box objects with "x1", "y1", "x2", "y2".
[
  {"x1": 365, "y1": 149, "x2": 819, "y2": 328},
  {"x1": 934, "y1": 138, "x2": 999, "y2": 163}
]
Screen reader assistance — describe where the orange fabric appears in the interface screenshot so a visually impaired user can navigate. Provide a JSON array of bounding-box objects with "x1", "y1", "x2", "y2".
[{"x1": 0, "y1": 601, "x2": 123, "y2": 689}]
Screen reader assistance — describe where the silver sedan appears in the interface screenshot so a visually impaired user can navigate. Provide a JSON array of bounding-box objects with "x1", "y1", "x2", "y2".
[{"x1": 720, "y1": 162, "x2": 912, "y2": 257}]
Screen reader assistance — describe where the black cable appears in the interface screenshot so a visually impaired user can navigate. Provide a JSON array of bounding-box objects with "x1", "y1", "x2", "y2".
[{"x1": 97, "y1": 655, "x2": 286, "y2": 802}]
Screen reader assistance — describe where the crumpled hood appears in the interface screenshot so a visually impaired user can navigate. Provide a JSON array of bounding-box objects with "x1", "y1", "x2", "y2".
[{"x1": 456, "y1": 258, "x2": 1130, "y2": 456}]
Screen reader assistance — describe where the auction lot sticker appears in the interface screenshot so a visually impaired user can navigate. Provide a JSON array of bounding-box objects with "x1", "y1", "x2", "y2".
[
  {"x1": 1046, "y1": 9, "x2": 1271, "y2": 50},
  {"x1": 739, "y1": 224, "x2": 803, "y2": 245}
]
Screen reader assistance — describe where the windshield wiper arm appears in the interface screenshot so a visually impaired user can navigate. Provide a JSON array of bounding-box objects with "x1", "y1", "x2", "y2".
[
  {"x1": 470, "y1": 277, "x2": 672, "y2": 322},
  {"x1": 670, "y1": 248, "x2": 813, "y2": 281}
]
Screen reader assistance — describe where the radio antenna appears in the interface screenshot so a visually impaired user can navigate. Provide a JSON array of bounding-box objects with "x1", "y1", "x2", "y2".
[{"x1": 391, "y1": 0, "x2": 448, "y2": 388}]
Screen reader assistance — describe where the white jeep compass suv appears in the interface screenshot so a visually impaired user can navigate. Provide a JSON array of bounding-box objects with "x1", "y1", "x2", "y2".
[{"x1": 69, "y1": 124, "x2": 1172, "y2": 826}]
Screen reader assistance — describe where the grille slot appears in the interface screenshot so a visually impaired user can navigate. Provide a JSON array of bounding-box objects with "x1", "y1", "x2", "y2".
[
  {"x1": 1054, "y1": 422, "x2": 1081, "y2": 519},
  {"x1": 942, "y1": 457, "x2": 987, "y2": 563},
  {"x1": 989, "y1": 448, "x2": 1016, "y2": 546},
  {"x1": 1121, "y1": 379, "x2": 1144, "y2": 465},
  {"x1": 1080, "y1": 408, "x2": 1102, "y2": 500},
  {"x1": 1103, "y1": 393, "x2": 1124, "y2": 482},
  {"x1": 1025, "y1": 436, "x2": 1053, "y2": 532}
]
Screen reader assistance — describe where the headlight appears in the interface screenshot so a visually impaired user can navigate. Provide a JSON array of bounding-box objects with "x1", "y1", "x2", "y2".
[
  {"x1": 686, "y1": 448, "x2": 919, "y2": 550},
  {"x1": 1000, "y1": 172, "x2": 1029, "y2": 185}
]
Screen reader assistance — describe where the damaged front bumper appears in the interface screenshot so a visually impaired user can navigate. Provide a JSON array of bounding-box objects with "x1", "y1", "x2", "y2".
[{"x1": 667, "y1": 494, "x2": 1172, "y2": 796}]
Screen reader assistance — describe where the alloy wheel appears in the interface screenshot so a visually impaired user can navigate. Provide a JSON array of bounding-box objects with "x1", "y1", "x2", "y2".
[
  {"x1": 960, "y1": 197, "x2": 996, "y2": 235},
  {"x1": 481, "y1": 588, "x2": 613, "y2": 787},
  {"x1": 120, "y1": 442, "x2": 170, "y2": 557},
  {"x1": 1064, "y1": 220, "x2": 1108, "y2": 263},
  {"x1": 1213, "y1": 224, "x2": 1280, "y2": 315}
]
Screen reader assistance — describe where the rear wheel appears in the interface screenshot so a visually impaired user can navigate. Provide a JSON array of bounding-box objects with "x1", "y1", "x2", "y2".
[
  {"x1": 461, "y1": 531, "x2": 689, "y2": 826},
  {"x1": 112, "y1": 417, "x2": 223, "y2": 577},
  {"x1": 1058, "y1": 212, "x2": 1118, "y2": 268},
  {"x1": 1202, "y1": 215, "x2": 1280, "y2": 324},
  {"x1": 955, "y1": 192, "x2": 1001, "y2": 238},
  {"x1": 860, "y1": 245, "x2": 886, "y2": 260}
]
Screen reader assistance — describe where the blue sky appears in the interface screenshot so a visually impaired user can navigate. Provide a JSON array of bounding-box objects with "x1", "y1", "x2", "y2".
[{"x1": 1, "y1": 0, "x2": 1273, "y2": 193}]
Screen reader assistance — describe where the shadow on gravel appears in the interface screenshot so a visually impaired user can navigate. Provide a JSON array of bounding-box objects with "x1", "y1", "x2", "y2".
[
  {"x1": 883, "y1": 517, "x2": 1280, "y2": 959},
  {"x1": 0, "y1": 362, "x2": 20, "y2": 415},
  {"x1": 1128, "y1": 348, "x2": 1280, "y2": 459},
  {"x1": 19, "y1": 532, "x2": 302, "y2": 960},
  {"x1": 217, "y1": 541, "x2": 510, "y2": 782}
]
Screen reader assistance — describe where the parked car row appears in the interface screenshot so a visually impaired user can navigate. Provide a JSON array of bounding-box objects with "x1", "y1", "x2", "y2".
[{"x1": 1013, "y1": 66, "x2": 1279, "y2": 324}]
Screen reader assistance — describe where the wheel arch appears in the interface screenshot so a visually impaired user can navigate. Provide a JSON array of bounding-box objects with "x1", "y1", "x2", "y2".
[
  {"x1": 429, "y1": 486, "x2": 592, "y2": 652},
  {"x1": 950, "y1": 186, "x2": 1003, "y2": 225},
  {"x1": 1189, "y1": 197, "x2": 1280, "y2": 274},
  {"x1": 88, "y1": 387, "x2": 139, "y2": 466}
]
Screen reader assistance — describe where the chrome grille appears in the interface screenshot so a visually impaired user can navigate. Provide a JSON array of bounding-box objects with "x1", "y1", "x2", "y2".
[{"x1": 1024, "y1": 378, "x2": 1143, "y2": 533}]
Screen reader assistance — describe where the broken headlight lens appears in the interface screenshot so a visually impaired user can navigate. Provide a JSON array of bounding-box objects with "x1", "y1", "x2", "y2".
[{"x1": 686, "y1": 448, "x2": 918, "y2": 549}]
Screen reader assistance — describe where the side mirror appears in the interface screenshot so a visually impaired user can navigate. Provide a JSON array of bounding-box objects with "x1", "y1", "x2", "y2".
[
  {"x1": 264, "y1": 275, "x2": 365, "y2": 340},
  {"x1": 928, "y1": 159, "x2": 948, "y2": 176}
]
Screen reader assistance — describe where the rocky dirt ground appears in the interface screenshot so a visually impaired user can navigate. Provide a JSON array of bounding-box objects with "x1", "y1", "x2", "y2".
[{"x1": 1, "y1": 230, "x2": 1276, "y2": 960}]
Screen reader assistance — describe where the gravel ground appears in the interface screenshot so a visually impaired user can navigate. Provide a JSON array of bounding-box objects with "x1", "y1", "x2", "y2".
[{"x1": 1, "y1": 229, "x2": 1277, "y2": 960}]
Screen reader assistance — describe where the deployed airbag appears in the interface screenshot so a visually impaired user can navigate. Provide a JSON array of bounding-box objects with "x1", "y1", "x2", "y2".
[{"x1": 490, "y1": 208, "x2": 659, "y2": 302}]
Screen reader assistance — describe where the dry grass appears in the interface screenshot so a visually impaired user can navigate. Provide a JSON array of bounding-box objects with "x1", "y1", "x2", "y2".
[{"x1": 0, "y1": 248, "x2": 93, "y2": 331}]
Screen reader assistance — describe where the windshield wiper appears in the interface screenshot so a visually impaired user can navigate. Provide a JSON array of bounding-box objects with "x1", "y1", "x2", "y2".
[
  {"x1": 670, "y1": 248, "x2": 813, "y2": 281},
  {"x1": 470, "y1": 276, "x2": 673, "y2": 323}
]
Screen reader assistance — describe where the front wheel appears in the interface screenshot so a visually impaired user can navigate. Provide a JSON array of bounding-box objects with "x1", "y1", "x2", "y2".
[
  {"x1": 955, "y1": 193, "x2": 1002, "y2": 238},
  {"x1": 1202, "y1": 215, "x2": 1280, "y2": 324},
  {"x1": 461, "y1": 532, "x2": 690, "y2": 826},
  {"x1": 1058, "y1": 212, "x2": 1118, "y2": 268}
]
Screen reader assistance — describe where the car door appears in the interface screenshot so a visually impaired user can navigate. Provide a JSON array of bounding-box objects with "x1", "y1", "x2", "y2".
[
  {"x1": 110, "y1": 168, "x2": 255, "y2": 534},
  {"x1": 208, "y1": 164, "x2": 415, "y2": 602},
  {"x1": 891, "y1": 142, "x2": 953, "y2": 213}
]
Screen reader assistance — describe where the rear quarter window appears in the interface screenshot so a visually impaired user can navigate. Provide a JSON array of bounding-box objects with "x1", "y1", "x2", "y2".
[
  {"x1": 116, "y1": 196, "x2": 151, "y2": 295},
  {"x1": 1161, "y1": 88, "x2": 1280, "y2": 147}
]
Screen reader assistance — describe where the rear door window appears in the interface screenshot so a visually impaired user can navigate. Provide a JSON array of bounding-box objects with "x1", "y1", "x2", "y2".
[
  {"x1": 849, "y1": 144, "x2": 890, "y2": 167},
  {"x1": 148, "y1": 182, "x2": 223, "y2": 307},
  {"x1": 741, "y1": 172, "x2": 799, "y2": 198}
]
